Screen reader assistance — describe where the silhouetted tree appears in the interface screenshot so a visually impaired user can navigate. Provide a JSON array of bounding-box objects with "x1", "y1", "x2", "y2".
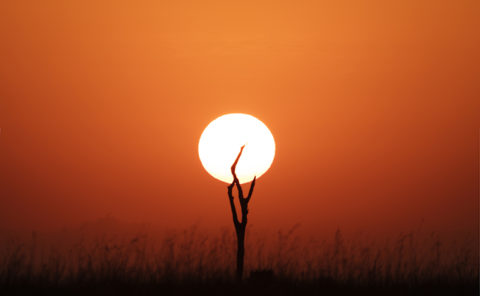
[{"x1": 228, "y1": 145, "x2": 256, "y2": 281}]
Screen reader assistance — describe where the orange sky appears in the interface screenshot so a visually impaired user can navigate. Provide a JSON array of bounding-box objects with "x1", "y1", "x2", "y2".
[{"x1": 0, "y1": 1, "x2": 479, "y2": 239}]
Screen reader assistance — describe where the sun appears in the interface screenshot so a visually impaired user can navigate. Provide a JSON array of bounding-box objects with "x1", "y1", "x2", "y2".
[{"x1": 198, "y1": 113, "x2": 276, "y2": 184}]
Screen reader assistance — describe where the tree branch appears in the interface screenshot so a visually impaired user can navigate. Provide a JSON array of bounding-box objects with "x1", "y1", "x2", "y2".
[
  {"x1": 227, "y1": 183, "x2": 240, "y2": 227},
  {"x1": 245, "y1": 176, "x2": 256, "y2": 203},
  {"x1": 227, "y1": 145, "x2": 246, "y2": 228},
  {"x1": 231, "y1": 145, "x2": 245, "y2": 200}
]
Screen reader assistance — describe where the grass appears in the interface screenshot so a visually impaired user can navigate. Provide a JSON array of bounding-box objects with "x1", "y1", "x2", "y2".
[{"x1": 0, "y1": 224, "x2": 477, "y2": 295}]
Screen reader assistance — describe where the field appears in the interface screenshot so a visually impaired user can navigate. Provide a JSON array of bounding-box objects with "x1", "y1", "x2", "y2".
[{"x1": 0, "y1": 220, "x2": 477, "y2": 295}]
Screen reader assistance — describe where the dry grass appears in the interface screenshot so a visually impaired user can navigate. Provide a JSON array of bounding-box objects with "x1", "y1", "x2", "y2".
[{"x1": 0, "y1": 225, "x2": 477, "y2": 295}]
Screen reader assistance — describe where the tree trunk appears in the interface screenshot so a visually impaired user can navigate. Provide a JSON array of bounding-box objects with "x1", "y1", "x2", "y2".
[{"x1": 236, "y1": 225, "x2": 246, "y2": 281}]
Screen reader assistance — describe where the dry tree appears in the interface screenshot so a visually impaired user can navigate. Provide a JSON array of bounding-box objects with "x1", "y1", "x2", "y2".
[{"x1": 227, "y1": 145, "x2": 256, "y2": 281}]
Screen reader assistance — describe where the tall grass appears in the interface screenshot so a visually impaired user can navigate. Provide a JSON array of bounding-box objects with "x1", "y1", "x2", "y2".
[{"x1": 0, "y1": 225, "x2": 477, "y2": 292}]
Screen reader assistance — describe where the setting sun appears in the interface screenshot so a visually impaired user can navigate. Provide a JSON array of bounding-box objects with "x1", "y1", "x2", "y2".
[{"x1": 198, "y1": 113, "x2": 275, "y2": 184}]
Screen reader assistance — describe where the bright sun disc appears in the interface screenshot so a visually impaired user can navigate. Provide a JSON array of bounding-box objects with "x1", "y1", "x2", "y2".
[{"x1": 199, "y1": 113, "x2": 276, "y2": 184}]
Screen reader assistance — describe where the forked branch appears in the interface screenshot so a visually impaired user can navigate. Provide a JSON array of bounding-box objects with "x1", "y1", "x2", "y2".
[{"x1": 228, "y1": 145, "x2": 256, "y2": 211}]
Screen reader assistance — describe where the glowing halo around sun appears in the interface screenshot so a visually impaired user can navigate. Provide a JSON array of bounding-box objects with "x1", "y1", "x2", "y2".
[{"x1": 198, "y1": 113, "x2": 276, "y2": 184}]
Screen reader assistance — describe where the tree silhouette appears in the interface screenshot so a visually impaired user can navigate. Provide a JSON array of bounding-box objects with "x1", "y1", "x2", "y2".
[{"x1": 228, "y1": 145, "x2": 256, "y2": 281}]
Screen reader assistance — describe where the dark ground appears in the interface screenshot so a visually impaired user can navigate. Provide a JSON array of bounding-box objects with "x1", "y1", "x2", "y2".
[{"x1": 1, "y1": 275, "x2": 478, "y2": 296}]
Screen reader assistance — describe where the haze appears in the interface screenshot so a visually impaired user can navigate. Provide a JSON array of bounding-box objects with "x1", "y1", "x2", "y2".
[{"x1": 0, "y1": 1, "x2": 479, "y2": 241}]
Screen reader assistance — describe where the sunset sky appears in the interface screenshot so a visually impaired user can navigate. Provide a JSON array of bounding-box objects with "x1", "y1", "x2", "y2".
[{"x1": 0, "y1": 1, "x2": 479, "y2": 240}]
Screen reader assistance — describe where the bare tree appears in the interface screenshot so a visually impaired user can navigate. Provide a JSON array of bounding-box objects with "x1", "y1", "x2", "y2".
[{"x1": 228, "y1": 145, "x2": 256, "y2": 281}]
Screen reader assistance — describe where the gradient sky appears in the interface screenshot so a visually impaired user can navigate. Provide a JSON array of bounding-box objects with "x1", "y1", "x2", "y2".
[{"x1": 1, "y1": 1, "x2": 479, "y2": 239}]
